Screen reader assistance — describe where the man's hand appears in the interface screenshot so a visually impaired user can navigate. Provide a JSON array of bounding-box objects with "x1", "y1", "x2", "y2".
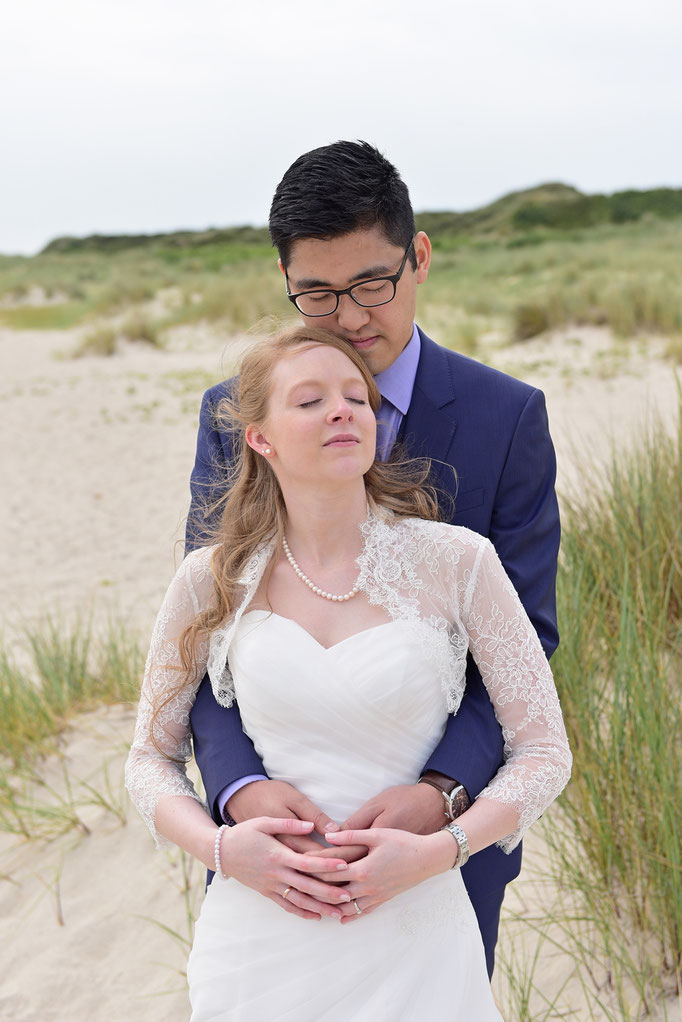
[
  {"x1": 227, "y1": 778, "x2": 338, "y2": 836},
  {"x1": 227, "y1": 778, "x2": 367, "y2": 867},
  {"x1": 340, "y1": 783, "x2": 446, "y2": 836}
]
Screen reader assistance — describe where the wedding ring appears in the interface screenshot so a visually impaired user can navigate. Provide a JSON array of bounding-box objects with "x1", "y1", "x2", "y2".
[
  {"x1": 282, "y1": 886, "x2": 292, "y2": 901},
  {"x1": 353, "y1": 899, "x2": 362, "y2": 915}
]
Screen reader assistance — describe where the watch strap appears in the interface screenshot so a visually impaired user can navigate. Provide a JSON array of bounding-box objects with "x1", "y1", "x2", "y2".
[{"x1": 418, "y1": 774, "x2": 470, "y2": 821}]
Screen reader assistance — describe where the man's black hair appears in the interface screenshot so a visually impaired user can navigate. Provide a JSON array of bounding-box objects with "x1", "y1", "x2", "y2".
[{"x1": 269, "y1": 140, "x2": 417, "y2": 269}]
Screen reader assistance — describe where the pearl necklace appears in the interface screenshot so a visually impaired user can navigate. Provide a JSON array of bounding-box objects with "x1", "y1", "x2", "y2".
[{"x1": 282, "y1": 535, "x2": 361, "y2": 602}]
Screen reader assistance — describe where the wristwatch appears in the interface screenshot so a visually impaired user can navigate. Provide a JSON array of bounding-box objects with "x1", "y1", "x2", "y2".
[{"x1": 418, "y1": 771, "x2": 471, "y2": 821}]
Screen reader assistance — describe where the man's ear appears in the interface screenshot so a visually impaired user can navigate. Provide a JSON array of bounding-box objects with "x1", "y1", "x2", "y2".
[
  {"x1": 414, "y1": 232, "x2": 432, "y2": 285},
  {"x1": 277, "y1": 257, "x2": 286, "y2": 277},
  {"x1": 245, "y1": 424, "x2": 273, "y2": 455}
]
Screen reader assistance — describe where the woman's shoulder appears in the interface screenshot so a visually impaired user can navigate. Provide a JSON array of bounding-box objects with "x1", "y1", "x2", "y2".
[
  {"x1": 180, "y1": 544, "x2": 218, "y2": 576},
  {"x1": 180, "y1": 540, "x2": 274, "y2": 587},
  {"x1": 367, "y1": 513, "x2": 492, "y2": 577},
  {"x1": 165, "y1": 546, "x2": 219, "y2": 603},
  {"x1": 391, "y1": 514, "x2": 491, "y2": 551}
]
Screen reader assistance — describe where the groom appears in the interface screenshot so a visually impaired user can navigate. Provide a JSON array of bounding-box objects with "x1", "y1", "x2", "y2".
[{"x1": 186, "y1": 141, "x2": 560, "y2": 977}]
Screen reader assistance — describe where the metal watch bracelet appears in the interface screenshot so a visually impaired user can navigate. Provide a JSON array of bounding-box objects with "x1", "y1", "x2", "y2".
[{"x1": 444, "y1": 821, "x2": 470, "y2": 869}]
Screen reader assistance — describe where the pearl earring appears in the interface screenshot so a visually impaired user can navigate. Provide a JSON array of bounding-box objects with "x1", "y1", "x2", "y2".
[{"x1": 263, "y1": 448, "x2": 272, "y2": 455}]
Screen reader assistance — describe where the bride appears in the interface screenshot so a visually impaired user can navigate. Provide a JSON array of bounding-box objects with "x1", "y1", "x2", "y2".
[{"x1": 125, "y1": 326, "x2": 571, "y2": 1020}]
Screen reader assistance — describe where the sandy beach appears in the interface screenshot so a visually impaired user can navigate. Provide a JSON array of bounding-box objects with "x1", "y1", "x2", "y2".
[{"x1": 1, "y1": 320, "x2": 679, "y2": 1020}]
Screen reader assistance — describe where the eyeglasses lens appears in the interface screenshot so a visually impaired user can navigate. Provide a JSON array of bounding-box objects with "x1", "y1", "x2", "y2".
[{"x1": 295, "y1": 280, "x2": 397, "y2": 317}]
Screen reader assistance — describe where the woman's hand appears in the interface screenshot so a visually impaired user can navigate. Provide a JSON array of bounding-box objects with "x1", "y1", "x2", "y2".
[
  {"x1": 325, "y1": 827, "x2": 456, "y2": 922},
  {"x1": 220, "y1": 817, "x2": 355, "y2": 921}
]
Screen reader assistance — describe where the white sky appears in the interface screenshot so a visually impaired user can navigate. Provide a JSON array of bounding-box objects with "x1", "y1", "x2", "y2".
[{"x1": 1, "y1": 0, "x2": 681, "y2": 254}]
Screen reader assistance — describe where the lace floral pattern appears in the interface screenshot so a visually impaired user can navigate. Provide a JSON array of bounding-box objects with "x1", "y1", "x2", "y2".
[
  {"x1": 125, "y1": 509, "x2": 571, "y2": 851},
  {"x1": 125, "y1": 548, "x2": 215, "y2": 845}
]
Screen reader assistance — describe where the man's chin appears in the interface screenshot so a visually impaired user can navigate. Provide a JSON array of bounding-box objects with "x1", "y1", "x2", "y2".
[{"x1": 346, "y1": 338, "x2": 390, "y2": 374}]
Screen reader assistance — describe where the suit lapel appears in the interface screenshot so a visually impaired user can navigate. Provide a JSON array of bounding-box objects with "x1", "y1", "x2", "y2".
[{"x1": 399, "y1": 329, "x2": 458, "y2": 489}]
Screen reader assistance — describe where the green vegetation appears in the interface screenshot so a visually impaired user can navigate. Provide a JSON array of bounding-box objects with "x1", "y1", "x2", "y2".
[
  {"x1": 73, "y1": 324, "x2": 118, "y2": 357},
  {"x1": 548, "y1": 400, "x2": 682, "y2": 1017},
  {"x1": 0, "y1": 619, "x2": 141, "y2": 770},
  {"x1": 1, "y1": 183, "x2": 681, "y2": 352},
  {"x1": 71, "y1": 314, "x2": 163, "y2": 357},
  {"x1": 512, "y1": 187, "x2": 682, "y2": 232},
  {"x1": 42, "y1": 224, "x2": 271, "y2": 255},
  {"x1": 420, "y1": 217, "x2": 682, "y2": 351},
  {"x1": 0, "y1": 301, "x2": 89, "y2": 330},
  {"x1": 0, "y1": 619, "x2": 142, "y2": 839}
]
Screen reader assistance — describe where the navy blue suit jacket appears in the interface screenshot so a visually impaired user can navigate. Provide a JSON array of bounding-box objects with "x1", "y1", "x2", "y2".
[{"x1": 186, "y1": 327, "x2": 560, "y2": 909}]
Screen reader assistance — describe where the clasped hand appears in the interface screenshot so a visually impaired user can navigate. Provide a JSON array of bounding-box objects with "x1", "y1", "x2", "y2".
[{"x1": 226, "y1": 779, "x2": 448, "y2": 921}]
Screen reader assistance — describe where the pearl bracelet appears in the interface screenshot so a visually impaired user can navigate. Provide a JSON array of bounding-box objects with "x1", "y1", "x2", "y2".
[{"x1": 214, "y1": 824, "x2": 228, "y2": 879}]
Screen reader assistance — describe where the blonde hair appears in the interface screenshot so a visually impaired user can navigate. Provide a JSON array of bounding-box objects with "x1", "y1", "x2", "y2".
[{"x1": 155, "y1": 326, "x2": 442, "y2": 739}]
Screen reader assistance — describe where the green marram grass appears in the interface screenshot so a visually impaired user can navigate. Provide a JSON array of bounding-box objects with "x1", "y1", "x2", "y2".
[
  {"x1": 0, "y1": 619, "x2": 142, "y2": 839},
  {"x1": 548, "y1": 399, "x2": 682, "y2": 1018},
  {"x1": 0, "y1": 618, "x2": 142, "y2": 768}
]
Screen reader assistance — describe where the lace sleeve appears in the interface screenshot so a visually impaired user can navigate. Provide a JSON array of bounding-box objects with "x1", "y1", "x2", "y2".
[
  {"x1": 461, "y1": 537, "x2": 572, "y2": 852},
  {"x1": 124, "y1": 546, "x2": 217, "y2": 846}
]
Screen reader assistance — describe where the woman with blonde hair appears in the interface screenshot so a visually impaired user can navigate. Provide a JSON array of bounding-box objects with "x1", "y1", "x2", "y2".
[{"x1": 125, "y1": 326, "x2": 571, "y2": 1020}]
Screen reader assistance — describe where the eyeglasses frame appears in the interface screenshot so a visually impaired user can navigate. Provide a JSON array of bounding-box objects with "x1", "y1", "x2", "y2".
[{"x1": 285, "y1": 237, "x2": 416, "y2": 317}]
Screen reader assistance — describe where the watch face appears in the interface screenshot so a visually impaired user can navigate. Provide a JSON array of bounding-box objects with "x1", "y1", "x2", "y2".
[{"x1": 448, "y1": 785, "x2": 470, "y2": 819}]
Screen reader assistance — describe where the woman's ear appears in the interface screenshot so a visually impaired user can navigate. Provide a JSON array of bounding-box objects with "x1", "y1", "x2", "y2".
[{"x1": 245, "y1": 424, "x2": 274, "y2": 457}]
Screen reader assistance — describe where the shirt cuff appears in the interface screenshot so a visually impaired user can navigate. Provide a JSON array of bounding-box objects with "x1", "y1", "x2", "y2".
[{"x1": 217, "y1": 774, "x2": 268, "y2": 823}]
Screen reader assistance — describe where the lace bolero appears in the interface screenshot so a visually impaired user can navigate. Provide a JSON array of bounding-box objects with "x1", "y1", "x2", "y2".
[{"x1": 125, "y1": 509, "x2": 571, "y2": 851}]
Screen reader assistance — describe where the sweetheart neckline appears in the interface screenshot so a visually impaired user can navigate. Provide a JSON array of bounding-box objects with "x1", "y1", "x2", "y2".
[{"x1": 239, "y1": 609, "x2": 400, "y2": 652}]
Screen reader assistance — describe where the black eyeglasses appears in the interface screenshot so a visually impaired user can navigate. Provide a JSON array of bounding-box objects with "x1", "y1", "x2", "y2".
[{"x1": 285, "y1": 239, "x2": 415, "y2": 317}]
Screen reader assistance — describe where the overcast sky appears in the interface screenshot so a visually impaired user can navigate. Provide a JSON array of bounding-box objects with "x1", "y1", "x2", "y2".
[{"x1": 2, "y1": 0, "x2": 681, "y2": 255}]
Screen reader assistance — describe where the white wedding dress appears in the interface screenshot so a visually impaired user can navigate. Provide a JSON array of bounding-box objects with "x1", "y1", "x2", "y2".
[
  {"x1": 125, "y1": 510, "x2": 571, "y2": 1021},
  {"x1": 187, "y1": 609, "x2": 501, "y2": 1020}
]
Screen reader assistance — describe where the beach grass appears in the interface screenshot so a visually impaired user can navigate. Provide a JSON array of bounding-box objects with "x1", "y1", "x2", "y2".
[
  {"x1": 70, "y1": 312, "x2": 164, "y2": 357},
  {"x1": 547, "y1": 398, "x2": 682, "y2": 1016},
  {"x1": 0, "y1": 619, "x2": 142, "y2": 839},
  {"x1": 0, "y1": 618, "x2": 142, "y2": 769}
]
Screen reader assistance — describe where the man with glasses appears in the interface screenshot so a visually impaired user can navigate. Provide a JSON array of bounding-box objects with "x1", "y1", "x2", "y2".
[{"x1": 186, "y1": 141, "x2": 560, "y2": 977}]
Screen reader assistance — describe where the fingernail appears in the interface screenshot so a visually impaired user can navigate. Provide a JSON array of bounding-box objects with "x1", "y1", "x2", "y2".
[
  {"x1": 325, "y1": 822, "x2": 340, "y2": 833},
  {"x1": 332, "y1": 911, "x2": 341, "y2": 919},
  {"x1": 336, "y1": 863, "x2": 348, "y2": 871},
  {"x1": 339, "y1": 893, "x2": 351, "y2": 902}
]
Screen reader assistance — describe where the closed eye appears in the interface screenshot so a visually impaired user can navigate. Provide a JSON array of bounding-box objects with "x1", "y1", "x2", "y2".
[{"x1": 298, "y1": 395, "x2": 367, "y2": 408}]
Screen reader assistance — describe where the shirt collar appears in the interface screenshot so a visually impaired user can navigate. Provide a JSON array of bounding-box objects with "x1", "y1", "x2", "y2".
[{"x1": 373, "y1": 323, "x2": 420, "y2": 415}]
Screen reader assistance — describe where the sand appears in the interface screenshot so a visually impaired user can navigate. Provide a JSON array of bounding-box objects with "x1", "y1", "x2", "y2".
[{"x1": 0, "y1": 320, "x2": 679, "y2": 1020}]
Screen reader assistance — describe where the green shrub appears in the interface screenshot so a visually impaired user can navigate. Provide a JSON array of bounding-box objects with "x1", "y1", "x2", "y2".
[
  {"x1": 122, "y1": 313, "x2": 162, "y2": 347},
  {"x1": 73, "y1": 325, "x2": 117, "y2": 357},
  {"x1": 513, "y1": 302, "x2": 550, "y2": 340}
]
